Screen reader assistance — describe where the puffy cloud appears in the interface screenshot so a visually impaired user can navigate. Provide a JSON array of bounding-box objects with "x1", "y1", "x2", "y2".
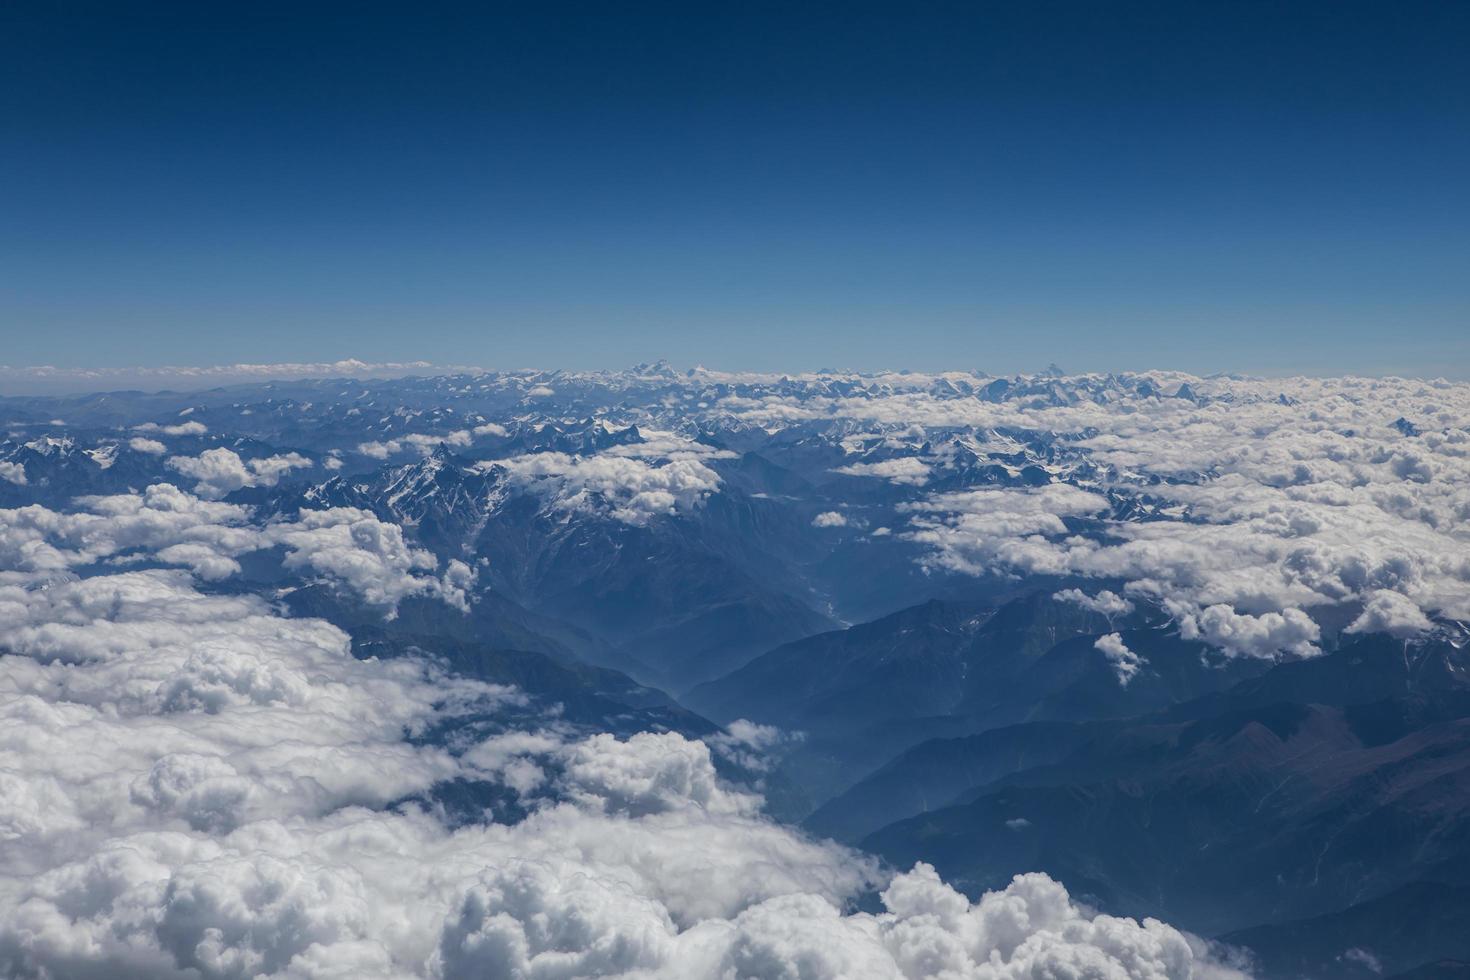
[
  {"x1": 167, "y1": 449, "x2": 312, "y2": 498},
  {"x1": 601, "y1": 429, "x2": 737, "y2": 462},
  {"x1": 129, "y1": 437, "x2": 168, "y2": 455},
  {"x1": 357, "y1": 431, "x2": 474, "y2": 459},
  {"x1": 1056, "y1": 588, "x2": 1135, "y2": 619},
  {"x1": 558, "y1": 731, "x2": 755, "y2": 818},
  {"x1": 0, "y1": 483, "x2": 255, "y2": 581},
  {"x1": 820, "y1": 374, "x2": 1470, "y2": 659},
  {"x1": 135, "y1": 420, "x2": 209, "y2": 436},
  {"x1": 0, "y1": 461, "x2": 27, "y2": 486},
  {"x1": 267, "y1": 508, "x2": 475, "y2": 612},
  {"x1": 0, "y1": 486, "x2": 463, "y2": 609},
  {"x1": 1346, "y1": 589, "x2": 1435, "y2": 638},
  {"x1": 812, "y1": 511, "x2": 848, "y2": 528},
  {"x1": 1176, "y1": 604, "x2": 1321, "y2": 660},
  {"x1": 903, "y1": 485, "x2": 1110, "y2": 578},
  {"x1": 0, "y1": 491, "x2": 1242, "y2": 980},
  {"x1": 1095, "y1": 633, "x2": 1144, "y2": 685},
  {"x1": 486, "y1": 451, "x2": 722, "y2": 525},
  {"x1": 835, "y1": 457, "x2": 932, "y2": 486}
]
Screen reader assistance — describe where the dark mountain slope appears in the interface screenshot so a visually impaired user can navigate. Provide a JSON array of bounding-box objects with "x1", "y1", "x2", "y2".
[
  {"x1": 685, "y1": 598, "x2": 989, "y2": 732},
  {"x1": 864, "y1": 691, "x2": 1470, "y2": 938},
  {"x1": 803, "y1": 720, "x2": 1095, "y2": 842},
  {"x1": 1224, "y1": 881, "x2": 1470, "y2": 980}
]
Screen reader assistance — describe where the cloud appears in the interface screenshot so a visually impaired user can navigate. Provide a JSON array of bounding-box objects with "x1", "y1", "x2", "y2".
[
  {"x1": 903, "y1": 485, "x2": 1110, "y2": 578},
  {"x1": 0, "y1": 483, "x2": 256, "y2": 581},
  {"x1": 269, "y1": 507, "x2": 475, "y2": 612},
  {"x1": 167, "y1": 448, "x2": 312, "y2": 498},
  {"x1": 601, "y1": 429, "x2": 737, "y2": 462},
  {"x1": 1346, "y1": 589, "x2": 1435, "y2": 638},
  {"x1": 1341, "y1": 947, "x2": 1384, "y2": 974},
  {"x1": 834, "y1": 457, "x2": 932, "y2": 486},
  {"x1": 0, "y1": 489, "x2": 1243, "y2": 980},
  {"x1": 817, "y1": 374, "x2": 1470, "y2": 659},
  {"x1": 1094, "y1": 633, "x2": 1144, "y2": 685},
  {"x1": 485, "y1": 451, "x2": 723, "y2": 525},
  {"x1": 135, "y1": 420, "x2": 209, "y2": 436},
  {"x1": 812, "y1": 511, "x2": 848, "y2": 528},
  {"x1": 1175, "y1": 605, "x2": 1321, "y2": 660},
  {"x1": 703, "y1": 719, "x2": 804, "y2": 774},
  {"x1": 0, "y1": 485, "x2": 464, "y2": 608},
  {"x1": 0, "y1": 359, "x2": 472, "y2": 395},
  {"x1": 1055, "y1": 588, "x2": 1134, "y2": 619},
  {"x1": 357, "y1": 431, "x2": 474, "y2": 459},
  {"x1": 129, "y1": 437, "x2": 168, "y2": 455},
  {"x1": 0, "y1": 461, "x2": 26, "y2": 486}
]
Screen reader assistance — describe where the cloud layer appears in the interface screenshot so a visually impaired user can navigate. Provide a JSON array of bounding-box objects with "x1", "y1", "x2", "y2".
[
  {"x1": 0, "y1": 482, "x2": 1242, "y2": 979},
  {"x1": 741, "y1": 374, "x2": 1470, "y2": 660}
]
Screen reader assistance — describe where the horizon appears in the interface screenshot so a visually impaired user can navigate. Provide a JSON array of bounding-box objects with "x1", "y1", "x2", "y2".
[{"x1": 4, "y1": 355, "x2": 1470, "y2": 398}]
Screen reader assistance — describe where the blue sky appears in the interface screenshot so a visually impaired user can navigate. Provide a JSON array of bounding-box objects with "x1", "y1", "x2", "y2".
[{"x1": 2, "y1": 0, "x2": 1467, "y2": 379}]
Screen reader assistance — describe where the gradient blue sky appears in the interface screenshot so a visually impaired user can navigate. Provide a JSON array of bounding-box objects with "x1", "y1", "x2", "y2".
[{"x1": 3, "y1": 0, "x2": 1467, "y2": 380}]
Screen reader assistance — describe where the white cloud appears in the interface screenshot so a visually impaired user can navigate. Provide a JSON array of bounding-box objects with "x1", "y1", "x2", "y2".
[
  {"x1": 135, "y1": 420, "x2": 209, "y2": 436},
  {"x1": 0, "y1": 359, "x2": 470, "y2": 395},
  {"x1": 0, "y1": 489, "x2": 1243, "y2": 980},
  {"x1": 129, "y1": 437, "x2": 168, "y2": 455},
  {"x1": 0, "y1": 486, "x2": 465, "y2": 609},
  {"x1": 0, "y1": 483, "x2": 256, "y2": 582},
  {"x1": 601, "y1": 429, "x2": 737, "y2": 462},
  {"x1": 1055, "y1": 588, "x2": 1134, "y2": 619},
  {"x1": 812, "y1": 511, "x2": 848, "y2": 528},
  {"x1": 269, "y1": 507, "x2": 475, "y2": 612},
  {"x1": 835, "y1": 374, "x2": 1470, "y2": 658},
  {"x1": 1176, "y1": 604, "x2": 1321, "y2": 660},
  {"x1": 904, "y1": 485, "x2": 1110, "y2": 578},
  {"x1": 1094, "y1": 632, "x2": 1144, "y2": 685},
  {"x1": 358, "y1": 431, "x2": 473, "y2": 459},
  {"x1": 704, "y1": 720, "x2": 804, "y2": 774},
  {"x1": 834, "y1": 457, "x2": 932, "y2": 486},
  {"x1": 167, "y1": 448, "x2": 312, "y2": 498},
  {"x1": 0, "y1": 461, "x2": 26, "y2": 486},
  {"x1": 1346, "y1": 589, "x2": 1435, "y2": 638},
  {"x1": 485, "y1": 451, "x2": 723, "y2": 525}
]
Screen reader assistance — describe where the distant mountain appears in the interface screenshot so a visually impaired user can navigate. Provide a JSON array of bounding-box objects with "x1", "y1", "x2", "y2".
[
  {"x1": 803, "y1": 720, "x2": 1095, "y2": 842},
  {"x1": 279, "y1": 446, "x2": 839, "y2": 690},
  {"x1": 280, "y1": 584, "x2": 716, "y2": 741},
  {"x1": 1387, "y1": 962, "x2": 1470, "y2": 980},
  {"x1": 862, "y1": 672, "x2": 1470, "y2": 944},
  {"x1": 685, "y1": 598, "x2": 991, "y2": 734},
  {"x1": 1223, "y1": 882, "x2": 1470, "y2": 980},
  {"x1": 687, "y1": 589, "x2": 1269, "y2": 815}
]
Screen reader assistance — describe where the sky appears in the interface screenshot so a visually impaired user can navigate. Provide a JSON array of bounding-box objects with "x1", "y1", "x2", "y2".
[{"x1": 2, "y1": 0, "x2": 1468, "y2": 383}]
